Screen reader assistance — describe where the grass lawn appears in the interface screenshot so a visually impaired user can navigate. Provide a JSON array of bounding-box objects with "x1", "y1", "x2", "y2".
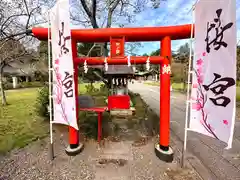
[
  {"x1": 237, "y1": 87, "x2": 240, "y2": 102},
  {"x1": 143, "y1": 81, "x2": 159, "y2": 86},
  {"x1": 0, "y1": 82, "x2": 104, "y2": 154},
  {"x1": 0, "y1": 81, "x2": 156, "y2": 154},
  {"x1": 0, "y1": 88, "x2": 48, "y2": 154},
  {"x1": 78, "y1": 82, "x2": 103, "y2": 93}
]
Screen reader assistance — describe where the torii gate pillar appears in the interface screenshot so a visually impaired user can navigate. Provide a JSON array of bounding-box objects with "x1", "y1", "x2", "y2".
[
  {"x1": 65, "y1": 39, "x2": 84, "y2": 155},
  {"x1": 154, "y1": 36, "x2": 174, "y2": 162}
]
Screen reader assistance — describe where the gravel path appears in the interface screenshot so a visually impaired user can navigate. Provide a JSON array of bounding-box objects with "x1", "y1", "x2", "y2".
[{"x1": 0, "y1": 123, "x2": 201, "y2": 180}]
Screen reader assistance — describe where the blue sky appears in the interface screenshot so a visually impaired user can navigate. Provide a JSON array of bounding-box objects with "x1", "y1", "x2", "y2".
[
  {"x1": 41, "y1": 0, "x2": 240, "y2": 55},
  {"x1": 127, "y1": 0, "x2": 240, "y2": 55}
]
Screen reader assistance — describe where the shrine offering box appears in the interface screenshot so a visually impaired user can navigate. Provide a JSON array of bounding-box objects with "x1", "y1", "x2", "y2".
[{"x1": 108, "y1": 95, "x2": 130, "y2": 110}]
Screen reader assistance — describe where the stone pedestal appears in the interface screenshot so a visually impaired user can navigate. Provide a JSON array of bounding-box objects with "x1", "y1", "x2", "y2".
[
  {"x1": 155, "y1": 143, "x2": 174, "y2": 163},
  {"x1": 65, "y1": 143, "x2": 84, "y2": 156}
]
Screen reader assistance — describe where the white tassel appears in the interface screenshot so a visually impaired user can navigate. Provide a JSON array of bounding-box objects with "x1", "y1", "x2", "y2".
[
  {"x1": 104, "y1": 57, "x2": 108, "y2": 71},
  {"x1": 127, "y1": 56, "x2": 131, "y2": 67},
  {"x1": 84, "y1": 59, "x2": 88, "y2": 73},
  {"x1": 146, "y1": 57, "x2": 150, "y2": 71},
  {"x1": 133, "y1": 66, "x2": 136, "y2": 72}
]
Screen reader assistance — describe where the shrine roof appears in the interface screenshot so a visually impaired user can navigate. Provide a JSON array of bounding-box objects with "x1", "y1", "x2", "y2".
[{"x1": 104, "y1": 65, "x2": 134, "y2": 75}]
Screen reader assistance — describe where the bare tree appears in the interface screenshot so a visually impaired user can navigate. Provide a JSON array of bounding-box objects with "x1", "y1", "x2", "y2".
[
  {"x1": 70, "y1": 0, "x2": 164, "y2": 55},
  {"x1": 0, "y1": 0, "x2": 46, "y2": 105}
]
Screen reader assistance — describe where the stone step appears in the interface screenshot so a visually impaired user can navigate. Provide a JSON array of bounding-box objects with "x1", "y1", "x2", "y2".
[
  {"x1": 110, "y1": 107, "x2": 136, "y2": 116},
  {"x1": 97, "y1": 141, "x2": 134, "y2": 162}
]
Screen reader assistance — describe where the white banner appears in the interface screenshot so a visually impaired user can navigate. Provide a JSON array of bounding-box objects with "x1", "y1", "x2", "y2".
[
  {"x1": 50, "y1": 0, "x2": 78, "y2": 130},
  {"x1": 189, "y1": 0, "x2": 236, "y2": 148}
]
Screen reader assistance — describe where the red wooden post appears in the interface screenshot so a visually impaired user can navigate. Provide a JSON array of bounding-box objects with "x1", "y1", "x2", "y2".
[
  {"x1": 155, "y1": 36, "x2": 173, "y2": 162},
  {"x1": 65, "y1": 39, "x2": 84, "y2": 155},
  {"x1": 160, "y1": 36, "x2": 171, "y2": 150}
]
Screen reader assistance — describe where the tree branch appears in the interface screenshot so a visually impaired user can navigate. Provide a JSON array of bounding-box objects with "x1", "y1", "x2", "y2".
[
  {"x1": 80, "y1": 0, "x2": 93, "y2": 19},
  {"x1": 110, "y1": 0, "x2": 121, "y2": 13},
  {"x1": 23, "y1": 0, "x2": 30, "y2": 16},
  {"x1": 1, "y1": 13, "x2": 28, "y2": 31},
  {"x1": 26, "y1": 7, "x2": 39, "y2": 29},
  {"x1": 0, "y1": 30, "x2": 31, "y2": 42},
  {"x1": 80, "y1": 0, "x2": 99, "y2": 28},
  {"x1": 106, "y1": 0, "x2": 121, "y2": 28},
  {"x1": 92, "y1": 0, "x2": 97, "y2": 20},
  {"x1": 70, "y1": 11, "x2": 90, "y2": 24}
]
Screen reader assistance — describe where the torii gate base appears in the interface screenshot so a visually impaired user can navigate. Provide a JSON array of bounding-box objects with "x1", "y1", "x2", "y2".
[
  {"x1": 32, "y1": 24, "x2": 193, "y2": 163},
  {"x1": 65, "y1": 143, "x2": 84, "y2": 155}
]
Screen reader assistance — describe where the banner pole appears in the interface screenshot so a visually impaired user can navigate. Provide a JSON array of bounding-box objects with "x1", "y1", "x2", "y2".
[
  {"x1": 48, "y1": 9, "x2": 54, "y2": 160},
  {"x1": 181, "y1": 6, "x2": 195, "y2": 168}
]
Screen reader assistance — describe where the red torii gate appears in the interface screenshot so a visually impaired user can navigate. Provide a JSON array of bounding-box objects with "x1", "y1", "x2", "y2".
[{"x1": 31, "y1": 24, "x2": 192, "y2": 162}]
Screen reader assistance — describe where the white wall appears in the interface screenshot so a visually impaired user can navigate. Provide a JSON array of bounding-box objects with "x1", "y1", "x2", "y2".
[{"x1": 12, "y1": 76, "x2": 18, "y2": 88}]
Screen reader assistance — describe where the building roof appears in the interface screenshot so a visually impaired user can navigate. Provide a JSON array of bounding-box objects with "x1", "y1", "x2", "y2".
[
  {"x1": 3, "y1": 62, "x2": 36, "y2": 76},
  {"x1": 86, "y1": 64, "x2": 135, "y2": 75},
  {"x1": 104, "y1": 65, "x2": 134, "y2": 75}
]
